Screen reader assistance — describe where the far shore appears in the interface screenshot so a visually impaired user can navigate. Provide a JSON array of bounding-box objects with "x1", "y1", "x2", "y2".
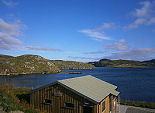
[
  {"x1": 109, "y1": 65, "x2": 146, "y2": 68},
  {"x1": 120, "y1": 100, "x2": 155, "y2": 109},
  {"x1": 0, "y1": 72, "x2": 61, "y2": 76}
]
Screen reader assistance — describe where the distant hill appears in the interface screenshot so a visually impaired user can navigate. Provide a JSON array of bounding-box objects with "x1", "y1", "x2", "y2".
[
  {"x1": 89, "y1": 59, "x2": 155, "y2": 68},
  {"x1": 0, "y1": 54, "x2": 95, "y2": 76},
  {"x1": 52, "y1": 60, "x2": 95, "y2": 70},
  {"x1": 142, "y1": 59, "x2": 155, "y2": 66}
]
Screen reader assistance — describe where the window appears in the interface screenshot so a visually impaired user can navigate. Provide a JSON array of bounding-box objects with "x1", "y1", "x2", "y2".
[
  {"x1": 113, "y1": 95, "x2": 115, "y2": 100},
  {"x1": 54, "y1": 92, "x2": 62, "y2": 97},
  {"x1": 102, "y1": 101, "x2": 105, "y2": 112},
  {"x1": 44, "y1": 99, "x2": 52, "y2": 105},
  {"x1": 65, "y1": 102, "x2": 74, "y2": 109}
]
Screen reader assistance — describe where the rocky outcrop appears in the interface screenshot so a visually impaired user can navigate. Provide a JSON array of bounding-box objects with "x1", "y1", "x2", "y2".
[{"x1": 0, "y1": 55, "x2": 60, "y2": 75}]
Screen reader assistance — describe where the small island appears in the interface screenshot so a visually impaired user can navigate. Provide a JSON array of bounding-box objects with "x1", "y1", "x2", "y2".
[{"x1": 68, "y1": 72, "x2": 82, "y2": 74}]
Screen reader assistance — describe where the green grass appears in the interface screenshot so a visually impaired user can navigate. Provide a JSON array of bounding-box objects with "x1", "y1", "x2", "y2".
[
  {"x1": 52, "y1": 60, "x2": 95, "y2": 70},
  {"x1": 120, "y1": 100, "x2": 155, "y2": 109},
  {"x1": 0, "y1": 84, "x2": 47, "y2": 113},
  {"x1": 111, "y1": 65, "x2": 146, "y2": 68},
  {"x1": 89, "y1": 59, "x2": 155, "y2": 68}
]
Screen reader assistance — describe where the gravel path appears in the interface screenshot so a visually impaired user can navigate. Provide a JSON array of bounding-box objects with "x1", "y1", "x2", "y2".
[{"x1": 120, "y1": 105, "x2": 155, "y2": 113}]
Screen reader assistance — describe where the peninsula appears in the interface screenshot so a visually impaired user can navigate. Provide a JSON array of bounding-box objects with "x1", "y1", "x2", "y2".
[
  {"x1": 89, "y1": 59, "x2": 155, "y2": 68},
  {"x1": 0, "y1": 54, "x2": 95, "y2": 76}
]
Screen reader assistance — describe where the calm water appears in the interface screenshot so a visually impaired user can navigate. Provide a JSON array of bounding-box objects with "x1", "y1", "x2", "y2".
[{"x1": 0, "y1": 67, "x2": 155, "y2": 102}]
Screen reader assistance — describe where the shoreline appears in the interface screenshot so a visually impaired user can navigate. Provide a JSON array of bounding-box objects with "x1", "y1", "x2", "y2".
[
  {"x1": 0, "y1": 72, "x2": 61, "y2": 76},
  {"x1": 0, "y1": 66, "x2": 149, "y2": 76},
  {"x1": 120, "y1": 100, "x2": 155, "y2": 109},
  {"x1": 0, "y1": 67, "x2": 96, "y2": 77},
  {"x1": 95, "y1": 66, "x2": 147, "y2": 68},
  {"x1": 0, "y1": 68, "x2": 95, "y2": 76}
]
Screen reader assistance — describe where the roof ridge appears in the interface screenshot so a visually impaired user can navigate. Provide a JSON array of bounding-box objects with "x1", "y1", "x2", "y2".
[{"x1": 58, "y1": 75, "x2": 92, "y2": 82}]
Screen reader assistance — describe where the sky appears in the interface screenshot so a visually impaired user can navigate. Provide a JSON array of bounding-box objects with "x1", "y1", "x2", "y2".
[{"x1": 0, "y1": 0, "x2": 155, "y2": 62}]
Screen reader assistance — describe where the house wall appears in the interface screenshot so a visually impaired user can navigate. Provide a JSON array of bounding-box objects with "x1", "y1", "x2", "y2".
[
  {"x1": 30, "y1": 83, "x2": 96, "y2": 113},
  {"x1": 110, "y1": 95, "x2": 115, "y2": 112},
  {"x1": 110, "y1": 95, "x2": 119, "y2": 112},
  {"x1": 98, "y1": 96, "x2": 110, "y2": 113},
  {"x1": 97, "y1": 94, "x2": 119, "y2": 113},
  {"x1": 30, "y1": 83, "x2": 118, "y2": 113}
]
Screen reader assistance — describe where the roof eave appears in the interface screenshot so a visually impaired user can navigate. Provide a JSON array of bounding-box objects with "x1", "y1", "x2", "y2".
[{"x1": 30, "y1": 81, "x2": 58, "y2": 94}]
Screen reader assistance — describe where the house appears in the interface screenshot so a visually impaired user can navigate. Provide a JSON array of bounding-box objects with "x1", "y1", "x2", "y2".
[{"x1": 30, "y1": 75, "x2": 120, "y2": 113}]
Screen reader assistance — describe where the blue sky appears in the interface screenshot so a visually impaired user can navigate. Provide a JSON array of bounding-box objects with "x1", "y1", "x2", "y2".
[{"x1": 0, "y1": 0, "x2": 155, "y2": 62}]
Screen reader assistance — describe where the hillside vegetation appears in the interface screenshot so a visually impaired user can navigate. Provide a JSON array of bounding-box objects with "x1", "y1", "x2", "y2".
[
  {"x1": 52, "y1": 60, "x2": 95, "y2": 70},
  {"x1": 0, "y1": 84, "x2": 44, "y2": 113},
  {"x1": 0, "y1": 54, "x2": 95, "y2": 76},
  {"x1": 0, "y1": 55, "x2": 61, "y2": 75},
  {"x1": 89, "y1": 59, "x2": 155, "y2": 68}
]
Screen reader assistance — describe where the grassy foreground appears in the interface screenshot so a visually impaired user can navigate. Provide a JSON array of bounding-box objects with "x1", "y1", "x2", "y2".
[
  {"x1": 0, "y1": 84, "x2": 47, "y2": 113},
  {"x1": 1, "y1": 84, "x2": 155, "y2": 112},
  {"x1": 120, "y1": 100, "x2": 155, "y2": 109}
]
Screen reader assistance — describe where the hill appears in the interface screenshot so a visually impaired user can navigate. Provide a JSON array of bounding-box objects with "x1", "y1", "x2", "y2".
[
  {"x1": 0, "y1": 54, "x2": 61, "y2": 75},
  {"x1": 142, "y1": 59, "x2": 155, "y2": 66},
  {"x1": 89, "y1": 59, "x2": 155, "y2": 68},
  {"x1": 0, "y1": 54, "x2": 95, "y2": 76},
  {"x1": 52, "y1": 60, "x2": 95, "y2": 70}
]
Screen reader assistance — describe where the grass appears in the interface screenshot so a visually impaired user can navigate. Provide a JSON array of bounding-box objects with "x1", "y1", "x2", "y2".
[
  {"x1": 111, "y1": 65, "x2": 146, "y2": 68},
  {"x1": 1, "y1": 83, "x2": 155, "y2": 112},
  {"x1": 0, "y1": 84, "x2": 47, "y2": 113},
  {"x1": 120, "y1": 100, "x2": 155, "y2": 109}
]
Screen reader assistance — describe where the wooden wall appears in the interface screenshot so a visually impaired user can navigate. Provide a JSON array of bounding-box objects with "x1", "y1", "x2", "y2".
[
  {"x1": 30, "y1": 83, "x2": 117, "y2": 113},
  {"x1": 110, "y1": 95, "x2": 117, "y2": 112},
  {"x1": 30, "y1": 83, "x2": 97, "y2": 113},
  {"x1": 98, "y1": 96, "x2": 110, "y2": 113},
  {"x1": 97, "y1": 94, "x2": 118, "y2": 113}
]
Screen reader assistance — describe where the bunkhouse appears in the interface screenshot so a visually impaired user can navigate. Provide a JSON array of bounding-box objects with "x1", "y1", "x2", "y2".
[{"x1": 30, "y1": 75, "x2": 120, "y2": 113}]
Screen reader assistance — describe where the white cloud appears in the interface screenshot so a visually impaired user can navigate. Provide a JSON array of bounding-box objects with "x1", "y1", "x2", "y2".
[
  {"x1": 104, "y1": 48, "x2": 155, "y2": 60},
  {"x1": 0, "y1": 32, "x2": 22, "y2": 50},
  {"x1": 79, "y1": 22, "x2": 116, "y2": 41},
  {"x1": 125, "y1": 0, "x2": 155, "y2": 29},
  {"x1": 152, "y1": 29, "x2": 155, "y2": 32},
  {"x1": 124, "y1": 18, "x2": 146, "y2": 29},
  {"x1": 68, "y1": 56, "x2": 99, "y2": 60},
  {"x1": 83, "y1": 51, "x2": 104, "y2": 54},
  {"x1": 79, "y1": 29, "x2": 111, "y2": 41},
  {"x1": 104, "y1": 40, "x2": 130, "y2": 51},
  {"x1": 147, "y1": 17, "x2": 155, "y2": 25},
  {"x1": 1, "y1": 0, "x2": 18, "y2": 7},
  {"x1": 0, "y1": 18, "x2": 26, "y2": 36},
  {"x1": 26, "y1": 46, "x2": 64, "y2": 52},
  {"x1": 95, "y1": 23, "x2": 116, "y2": 30},
  {"x1": 134, "y1": 1, "x2": 153, "y2": 18},
  {"x1": 0, "y1": 18, "x2": 25, "y2": 50},
  {"x1": 68, "y1": 48, "x2": 155, "y2": 61},
  {"x1": 0, "y1": 18, "x2": 64, "y2": 52}
]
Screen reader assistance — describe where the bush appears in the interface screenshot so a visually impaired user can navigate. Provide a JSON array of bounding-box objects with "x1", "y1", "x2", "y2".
[{"x1": 0, "y1": 84, "x2": 43, "y2": 113}]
